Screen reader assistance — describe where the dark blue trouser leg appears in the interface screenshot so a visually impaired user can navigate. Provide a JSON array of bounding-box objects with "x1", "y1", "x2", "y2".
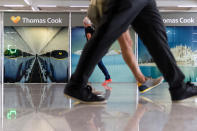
[{"x1": 98, "y1": 60, "x2": 110, "y2": 80}]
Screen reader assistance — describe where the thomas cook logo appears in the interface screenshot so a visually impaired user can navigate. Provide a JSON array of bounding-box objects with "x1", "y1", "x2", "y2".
[{"x1": 10, "y1": 16, "x2": 21, "y2": 24}]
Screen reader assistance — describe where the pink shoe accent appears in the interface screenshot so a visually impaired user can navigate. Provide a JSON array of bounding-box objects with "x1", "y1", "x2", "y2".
[
  {"x1": 102, "y1": 79, "x2": 112, "y2": 90},
  {"x1": 106, "y1": 79, "x2": 112, "y2": 83},
  {"x1": 102, "y1": 79, "x2": 112, "y2": 86}
]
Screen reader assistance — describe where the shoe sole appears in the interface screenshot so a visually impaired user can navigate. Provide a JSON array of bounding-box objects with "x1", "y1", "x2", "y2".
[
  {"x1": 92, "y1": 91, "x2": 104, "y2": 95},
  {"x1": 140, "y1": 77, "x2": 164, "y2": 94},
  {"x1": 64, "y1": 94, "x2": 107, "y2": 104},
  {"x1": 172, "y1": 95, "x2": 197, "y2": 103}
]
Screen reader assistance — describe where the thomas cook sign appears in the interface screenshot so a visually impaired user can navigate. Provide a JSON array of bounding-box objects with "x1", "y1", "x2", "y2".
[
  {"x1": 4, "y1": 12, "x2": 69, "y2": 26},
  {"x1": 161, "y1": 12, "x2": 197, "y2": 26}
]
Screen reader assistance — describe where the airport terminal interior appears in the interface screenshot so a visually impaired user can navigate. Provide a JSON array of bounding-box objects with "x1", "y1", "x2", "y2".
[{"x1": 1, "y1": 0, "x2": 197, "y2": 131}]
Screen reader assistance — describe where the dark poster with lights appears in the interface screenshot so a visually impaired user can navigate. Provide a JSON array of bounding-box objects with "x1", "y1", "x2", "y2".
[{"x1": 4, "y1": 12, "x2": 69, "y2": 83}]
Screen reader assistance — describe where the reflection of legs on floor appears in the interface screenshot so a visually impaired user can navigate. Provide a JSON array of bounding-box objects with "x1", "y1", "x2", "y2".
[
  {"x1": 163, "y1": 103, "x2": 197, "y2": 131},
  {"x1": 124, "y1": 96, "x2": 164, "y2": 131},
  {"x1": 64, "y1": 105, "x2": 105, "y2": 131},
  {"x1": 124, "y1": 104, "x2": 146, "y2": 131}
]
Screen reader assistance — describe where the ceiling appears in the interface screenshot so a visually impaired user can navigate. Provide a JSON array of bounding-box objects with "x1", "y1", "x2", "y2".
[{"x1": 0, "y1": 0, "x2": 197, "y2": 12}]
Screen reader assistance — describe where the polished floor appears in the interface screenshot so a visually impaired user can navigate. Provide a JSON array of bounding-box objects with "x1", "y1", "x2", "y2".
[{"x1": 2, "y1": 83, "x2": 197, "y2": 131}]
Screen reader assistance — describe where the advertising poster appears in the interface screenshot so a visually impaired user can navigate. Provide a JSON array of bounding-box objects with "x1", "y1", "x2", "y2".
[
  {"x1": 71, "y1": 27, "x2": 136, "y2": 82},
  {"x1": 138, "y1": 12, "x2": 197, "y2": 82},
  {"x1": 4, "y1": 12, "x2": 69, "y2": 83}
]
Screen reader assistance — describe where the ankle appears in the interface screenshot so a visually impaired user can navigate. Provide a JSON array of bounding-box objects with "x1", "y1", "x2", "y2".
[{"x1": 137, "y1": 77, "x2": 146, "y2": 83}]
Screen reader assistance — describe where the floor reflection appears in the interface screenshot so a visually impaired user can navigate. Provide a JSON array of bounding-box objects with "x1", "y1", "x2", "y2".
[
  {"x1": 163, "y1": 103, "x2": 197, "y2": 131},
  {"x1": 3, "y1": 83, "x2": 137, "y2": 131},
  {"x1": 3, "y1": 83, "x2": 197, "y2": 131}
]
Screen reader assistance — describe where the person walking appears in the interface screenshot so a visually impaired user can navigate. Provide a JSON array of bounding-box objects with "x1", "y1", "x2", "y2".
[{"x1": 64, "y1": 0, "x2": 197, "y2": 104}]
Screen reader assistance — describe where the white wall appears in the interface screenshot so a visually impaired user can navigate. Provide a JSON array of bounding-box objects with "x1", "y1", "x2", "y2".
[{"x1": 0, "y1": 12, "x2": 3, "y2": 131}]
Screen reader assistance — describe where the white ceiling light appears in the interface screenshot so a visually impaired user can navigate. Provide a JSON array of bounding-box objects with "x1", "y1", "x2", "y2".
[
  {"x1": 3, "y1": 5, "x2": 25, "y2": 7},
  {"x1": 37, "y1": 5, "x2": 57, "y2": 7},
  {"x1": 177, "y1": 5, "x2": 197, "y2": 7},
  {"x1": 69, "y1": 6, "x2": 89, "y2": 8}
]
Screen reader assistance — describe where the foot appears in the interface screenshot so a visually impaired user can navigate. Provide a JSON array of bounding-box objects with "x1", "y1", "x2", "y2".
[
  {"x1": 170, "y1": 81, "x2": 197, "y2": 102},
  {"x1": 102, "y1": 79, "x2": 112, "y2": 86},
  {"x1": 64, "y1": 83, "x2": 106, "y2": 104},
  {"x1": 138, "y1": 76, "x2": 164, "y2": 93}
]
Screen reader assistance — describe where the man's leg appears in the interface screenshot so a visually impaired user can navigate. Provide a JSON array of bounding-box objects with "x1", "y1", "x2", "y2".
[
  {"x1": 118, "y1": 30, "x2": 146, "y2": 83},
  {"x1": 132, "y1": 0, "x2": 197, "y2": 101},
  {"x1": 65, "y1": 0, "x2": 148, "y2": 102},
  {"x1": 118, "y1": 30, "x2": 164, "y2": 93}
]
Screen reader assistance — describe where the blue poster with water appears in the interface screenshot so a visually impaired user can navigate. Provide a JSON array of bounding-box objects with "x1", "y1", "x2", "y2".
[{"x1": 138, "y1": 26, "x2": 197, "y2": 82}]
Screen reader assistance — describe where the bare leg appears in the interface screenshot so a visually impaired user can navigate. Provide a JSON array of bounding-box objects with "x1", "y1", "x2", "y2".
[
  {"x1": 124, "y1": 104, "x2": 146, "y2": 131},
  {"x1": 118, "y1": 30, "x2": 146, "y2": 83}
]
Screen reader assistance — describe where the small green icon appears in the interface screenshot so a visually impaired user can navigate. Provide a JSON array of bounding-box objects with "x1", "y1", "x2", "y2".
[
  {"x1": 7, "y1": 45, "x2": 17, "y2": 54},
  {"x1": 7, "y1": 109, "x2": 17, "y2": 120}
]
